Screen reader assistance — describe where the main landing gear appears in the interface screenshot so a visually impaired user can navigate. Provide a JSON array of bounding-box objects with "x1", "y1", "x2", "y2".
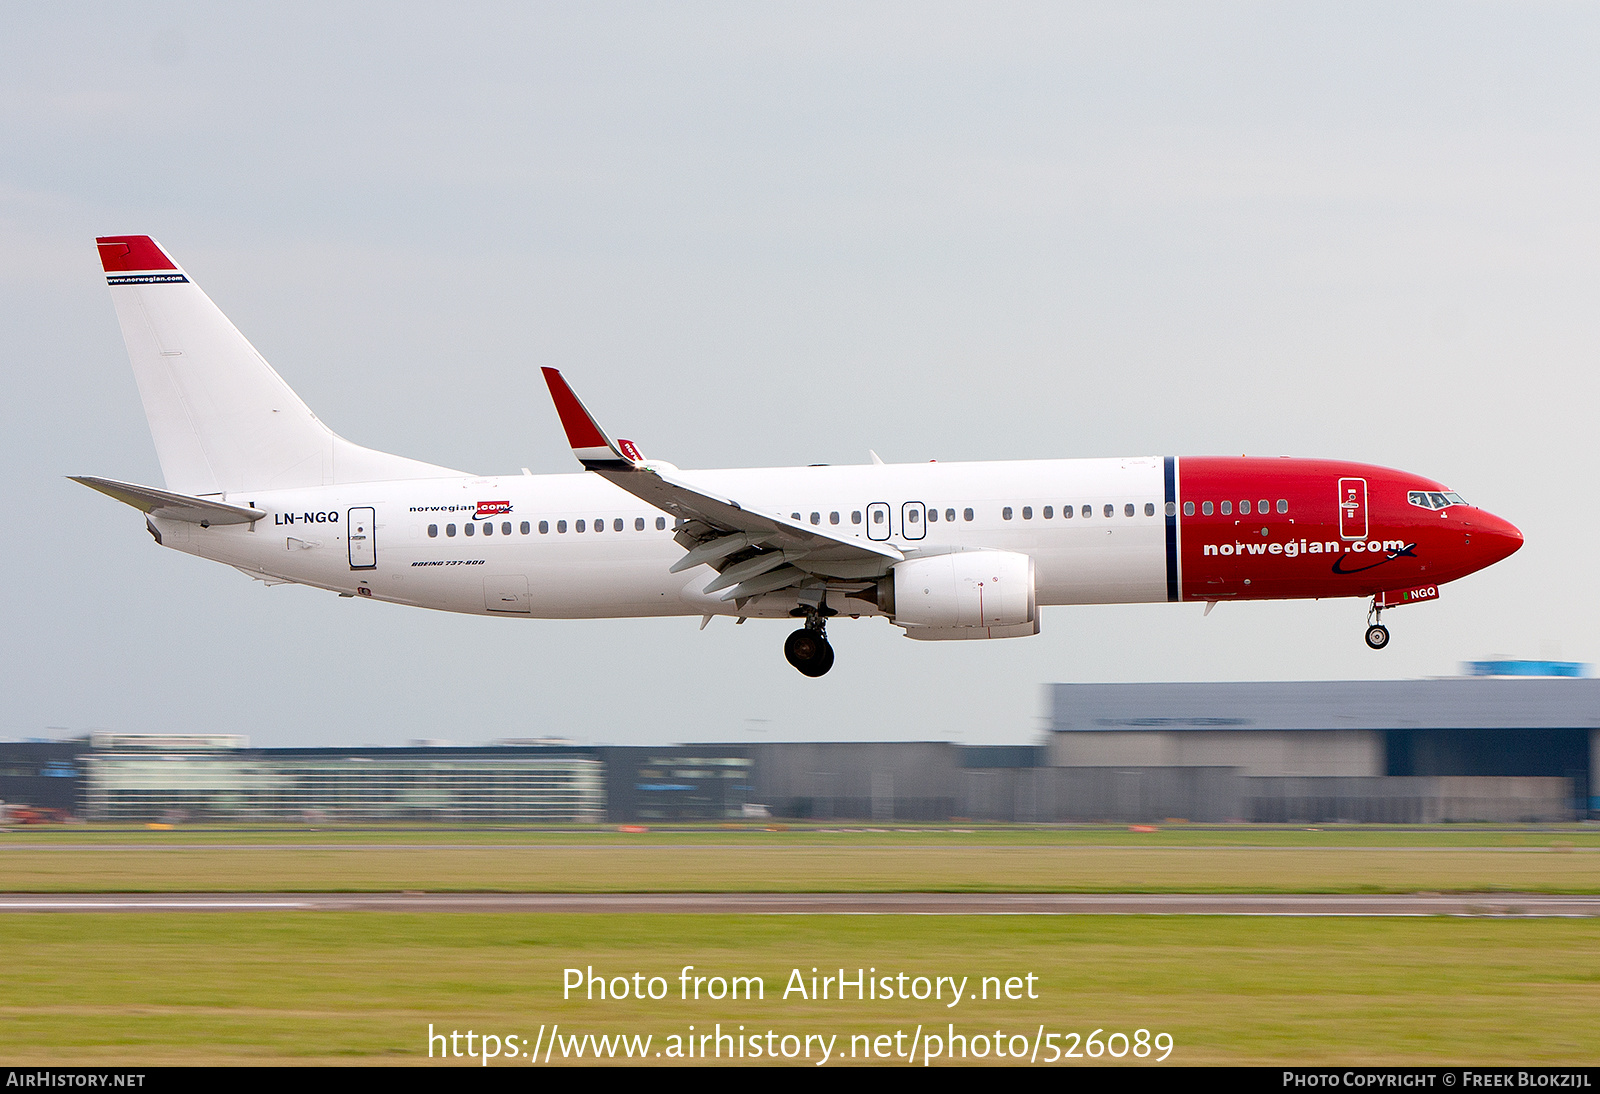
[
  {"x1": 784, "y1": 591, "x2": 836, "y2": 677},
  {"x1": 1364, "y1": 601, "x2": 1390, "y2": 650}
]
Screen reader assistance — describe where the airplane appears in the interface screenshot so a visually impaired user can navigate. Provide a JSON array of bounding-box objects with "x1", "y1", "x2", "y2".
[{"x1": 76, "y1": 235, "x2": 1524, "y2": 676}]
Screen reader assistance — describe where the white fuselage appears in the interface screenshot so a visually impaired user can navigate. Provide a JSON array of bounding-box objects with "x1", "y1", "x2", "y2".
[{"x1": 157, "y1": 457, "x2": 1172, "y2": 619}]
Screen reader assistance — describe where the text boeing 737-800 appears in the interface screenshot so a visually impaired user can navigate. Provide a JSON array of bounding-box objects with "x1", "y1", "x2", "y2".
[{"x1": 76, "y1": 236, "x2": 1523, "y2": 676}]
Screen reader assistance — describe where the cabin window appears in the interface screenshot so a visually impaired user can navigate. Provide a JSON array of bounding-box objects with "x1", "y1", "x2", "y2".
[
  {"x1": 464, "y1": 522, "x2": 475, "y2": 536},
  {"x1": 502, "y1": 522, "x2": 511, "y2": 535},
  {"x1": 963, "y1": 508, "x2": 974, "y2": 521},
  {"x1": 635, "y1": 517, "x2": 645, "y2": 531},
  {"x1": 428, "y1": 524, "x2": 438, "y2": 538},
  {"x1": 1042, "y1": 506, "x2": 1053, "y2": 519},
  {"x1": 1145, "y1": 503, "x2": 1156, "y2": 517},
  {"x1": 1165, "y1": 502, "x2": 1176, "y2": 516},
  {"x1": 557, "y1": 520, "x2": 567, "y2": 533},
  {"x1": 945, "y1": 509, "x2": 956, "y2": 522},
  {"x1": 1201, "y1": 502, "x2": 1212, "y2": 516},
  {"x1": 1220, "y1": 501, "x2": 1231, "y2": 515},
  {"x1": 1080, "y1": 505, "x2": 1090, "y2": 518},
  {"x1": 1259, "y1": 499, "x2": 1269, "y2": 514},
  {"x1": 1184, "y1": 502, "x2": 1195, "y2": 516},
  {"x1": 1239, "y1": 500, "x2": 1251, "y2": 515},
  {"x1": 482, "y1": 522, "x2": 493, "y2": 535},
  {"x1": 1103, "y1": 504, "x2": 1114, "y2": 518},
  {"x1": 1062, "y1": 505, "x2": 1073, "y2": 519},
  {"x1": 873, "y1": 510, "x2": 885, "y2": 524},
  {"x1": 791, "y1": 513, "x2": 801, "y2": 521},
  {"x1": 611, "y1": 518, "x2": 621, "y2": 531},
  {"x1": 655, "y1": 517, "x2": 666, "y2": 529},
  {"x1": 811, "y1": 512, "x2": 821, "y2": 525},
  {"x1": 1021, "y1": 506, "x2": 1031, "y2": 519},
  {"x1": 830, "y1": 511, "x2": 840, "y2": 525},
  {"x1": 446, "y1": 524, "x2": 457, "y2": 537},
  {"x1": 538, "y1": 521, "x2": 548, "y2": 534},
  {"x1": 1124, "y1": 503, "x2": 1135, "y2": 517},
  {"x1": 852, "y1": 511, "x2": 863, "y2": 524},
  {"x1": 927, "y1": 509, "x2": 938, "y2": 523},
  {"x1": 1003, "y1": 507, "x2": 1013, "y2": 520},
  {"x1": 1276, "y1": 499, "x2": 1288, "y2": 514},
  {"x1": 575, "y1": 520, "x2": 585, "y2": 532}
]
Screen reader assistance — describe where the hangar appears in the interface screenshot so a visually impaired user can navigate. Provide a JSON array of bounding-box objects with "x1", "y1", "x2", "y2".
[{"x1": 0, "y1": 670, "x2": 1590, "y2": 824}]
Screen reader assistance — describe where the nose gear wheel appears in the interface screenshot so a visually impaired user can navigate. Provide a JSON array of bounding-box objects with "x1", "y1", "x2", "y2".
[{"x1": 1364, "y1": 599, "x2": 1390, "y2": 650}]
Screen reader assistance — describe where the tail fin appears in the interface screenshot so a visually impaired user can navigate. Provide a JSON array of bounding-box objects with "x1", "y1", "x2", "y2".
[{"x1": 96, "y1": 236, "x2": 465, "y2": 495}]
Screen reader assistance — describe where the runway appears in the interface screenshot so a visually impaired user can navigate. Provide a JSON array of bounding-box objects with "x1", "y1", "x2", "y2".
[{"x1": 1, "y1": 892, "x2": 1597, "y2": 915}]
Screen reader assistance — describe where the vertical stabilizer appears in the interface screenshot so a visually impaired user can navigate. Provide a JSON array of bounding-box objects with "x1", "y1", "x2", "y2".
[{"x1": 96, "y1": 236, "x2": 466, "y2": 495}]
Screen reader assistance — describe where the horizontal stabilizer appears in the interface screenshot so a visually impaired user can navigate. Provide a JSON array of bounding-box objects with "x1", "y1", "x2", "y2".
[{"x1": 70, "y1": 475, "x2": 265, "y2": 526}]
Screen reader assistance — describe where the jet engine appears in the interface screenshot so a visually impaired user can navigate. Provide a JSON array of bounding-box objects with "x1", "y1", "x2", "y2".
[{"x1": 885, "y1": 549, "x2": 1038, "y2": 640}]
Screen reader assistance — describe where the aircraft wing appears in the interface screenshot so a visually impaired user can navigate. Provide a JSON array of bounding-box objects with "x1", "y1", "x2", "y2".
[
  {"x1": 71, "y1": 475, "x2": 267, "y2": 526},
  {"x1": 541, "y1": 369, "x2": 902, "y2": 599}
]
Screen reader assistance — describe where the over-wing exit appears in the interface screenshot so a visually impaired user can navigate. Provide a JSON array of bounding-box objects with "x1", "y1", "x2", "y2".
[{"x1": 76, "y1": 236, "x2": 1523, "y2": 676}]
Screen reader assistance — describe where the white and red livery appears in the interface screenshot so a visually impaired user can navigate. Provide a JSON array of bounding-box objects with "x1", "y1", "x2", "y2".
[{"x1": 78, "y1": 236, "x2": 1523, "y2": 675}]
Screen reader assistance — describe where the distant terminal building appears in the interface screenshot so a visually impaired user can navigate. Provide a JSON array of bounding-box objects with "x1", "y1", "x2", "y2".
[
  {"x1": 77, "y1": 735, "x2": 603, "y2": 823},
  {"x1": 1461, "y1": 660, "x2": 1591, "y2": 678},
  {"x1": 0, "y1": 668, "x2": 1591, "y2": 824},
  {"x1": 1048, "y1": 673, "x2": 1597, "y2": 820}
]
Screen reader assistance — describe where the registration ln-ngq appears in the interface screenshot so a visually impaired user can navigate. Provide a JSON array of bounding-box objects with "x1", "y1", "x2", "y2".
[{"x1": 77, "y1": 236, "x2": 1523, "y2": 676}]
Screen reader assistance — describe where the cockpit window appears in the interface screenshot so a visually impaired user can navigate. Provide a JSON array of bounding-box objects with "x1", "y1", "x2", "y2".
[{"x1": 1409, "y1": 490, "x2": 1468, "y2": 510}]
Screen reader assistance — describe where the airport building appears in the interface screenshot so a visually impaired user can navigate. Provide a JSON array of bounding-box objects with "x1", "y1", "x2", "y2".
[
  {"x1": 1, "y1": 670, "x2": 1592, "y2": 824},
  {"x1": 72, "y1": 735, "x2": 604, "y2": 823}
]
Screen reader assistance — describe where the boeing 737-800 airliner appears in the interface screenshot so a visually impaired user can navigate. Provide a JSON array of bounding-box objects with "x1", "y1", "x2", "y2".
[{"x1": 77, "y1": 236, "x2": 1523, "y2": 675}]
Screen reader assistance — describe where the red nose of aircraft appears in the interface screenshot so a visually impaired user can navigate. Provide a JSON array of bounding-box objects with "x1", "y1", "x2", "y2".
[{"x1": 1474, "y1": 510, "x2": 1524, "y2": 567}]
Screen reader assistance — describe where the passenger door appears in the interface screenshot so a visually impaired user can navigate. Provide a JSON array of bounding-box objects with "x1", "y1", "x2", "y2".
[
  {"x1": 1337, "y1": 479, "x2": 1368, "y2": 540},
  {"x1": 347, "y1": 508, "x2": 376, "y2": 569}
]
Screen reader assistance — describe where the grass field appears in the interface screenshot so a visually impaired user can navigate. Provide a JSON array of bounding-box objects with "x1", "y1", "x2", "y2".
[
  {"x1": 2, "y1": 824, "x2": 1597, "y2": 893},
  {"x1": 5, "y1": 825, "x2": 1597, "y2": 1065},
  {"x1": 3, "y1": 913, "x2": 1596, "y2": 1066}
]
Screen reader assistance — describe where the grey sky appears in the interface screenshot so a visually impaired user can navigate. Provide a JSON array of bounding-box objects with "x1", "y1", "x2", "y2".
[{"x1": 3, "y1": 4, "x2": 1593, "y2": 746}]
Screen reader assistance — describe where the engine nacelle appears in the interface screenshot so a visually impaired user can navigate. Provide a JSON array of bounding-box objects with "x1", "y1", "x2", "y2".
[{"x1": 889, "y1": 549, "x2": 1037, "y2": 636}]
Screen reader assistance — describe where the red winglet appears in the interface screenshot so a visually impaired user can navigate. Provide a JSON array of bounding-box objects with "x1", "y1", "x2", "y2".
[
  {"x1": 540, "y1": 368, "x2": 610, "y2": 451},
  {"x1": 96, "y1": 236, "x2": 178, "y2": 273}
]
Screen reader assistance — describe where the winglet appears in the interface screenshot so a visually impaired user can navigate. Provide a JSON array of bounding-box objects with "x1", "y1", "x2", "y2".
[{"x1": 540, "y1": 368, "x2": 640, "y2": 471}]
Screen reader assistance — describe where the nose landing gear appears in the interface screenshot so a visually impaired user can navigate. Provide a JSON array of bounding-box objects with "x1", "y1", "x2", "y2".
[
  {"x1": 784, "y1": 591, "x2": 836, "y2": 677},
  {"x1": 1364, "y1": 601, "x2": 1390, "y2": 650}
]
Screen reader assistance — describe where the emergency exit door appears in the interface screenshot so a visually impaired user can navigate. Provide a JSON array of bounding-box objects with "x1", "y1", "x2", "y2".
[
  {"x1": 1337, "y1": 479, "x2": 1367, "y2": 540},
  {"x1": 348, "y1": 508, "x2": 376, "y2": 569},
  {"x1": 866, "y1": 502, "x2": 891, "y2": 541}
]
